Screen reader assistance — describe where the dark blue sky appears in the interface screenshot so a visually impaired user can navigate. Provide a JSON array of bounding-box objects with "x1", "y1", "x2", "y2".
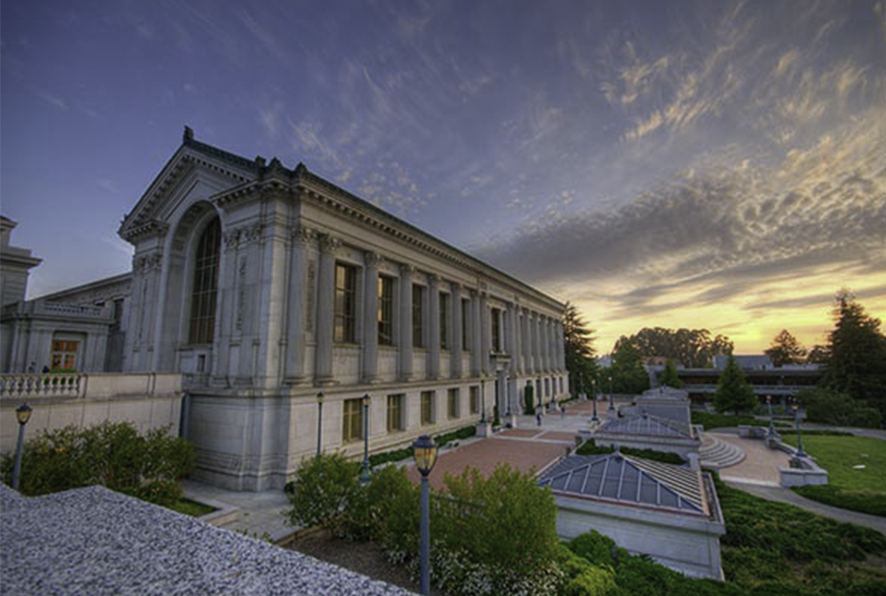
[{"x1": 2, "y1": 0, "x2": 884, "y2": 352}]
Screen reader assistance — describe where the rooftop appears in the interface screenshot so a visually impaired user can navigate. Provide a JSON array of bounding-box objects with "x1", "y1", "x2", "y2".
[{"x1": 539, "y1": 453, "x2": 708, "y2": 516}]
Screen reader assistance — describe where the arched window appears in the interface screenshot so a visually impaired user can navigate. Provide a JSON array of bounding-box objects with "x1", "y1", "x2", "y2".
[{"x1": 188, "y1": 217, "x2": 221, "y2": 344}]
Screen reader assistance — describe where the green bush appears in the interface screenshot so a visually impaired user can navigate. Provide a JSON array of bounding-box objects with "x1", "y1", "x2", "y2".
[
  {"x1": 438, "y1": 464, "x2": 560, "y2": 582},
  {"x1": 798, "y1": 387, "x2": 883, "y2": 429},
  {"x1": 367, "y1": 426, "x2": 477, "y2": 467},
  {"x1": 286, "y1": 452, "x2": 361, "y2": 537},
  {"x1": 0, "y1": 422, "x2": 194, "y2": 498},
  {"x1": 793, "y1": 485, "x2": 886, "y2": 518},
  {"x1": 128, "y1": 479, "x2": 183, "y2": 508},
  {"x1": 575, "y1": 440, "x2": 685, "y2": 465}
]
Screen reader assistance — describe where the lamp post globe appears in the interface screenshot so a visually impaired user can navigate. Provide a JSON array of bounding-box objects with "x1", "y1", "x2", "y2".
[
  {"x1": 12, "y1": 403, "x2": 33, "y2": 491},
  {"x1": 412, "y1": 434, "x2": 438, "y2": 596}
]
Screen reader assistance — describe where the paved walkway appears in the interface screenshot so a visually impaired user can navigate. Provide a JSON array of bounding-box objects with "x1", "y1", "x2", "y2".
[{"x1": 181, "y1": 479, "x2": 293, "y2": 543}]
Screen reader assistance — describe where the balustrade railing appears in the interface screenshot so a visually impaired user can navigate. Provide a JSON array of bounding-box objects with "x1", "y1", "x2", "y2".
[{"x1": 0, "y1": 373, "x2": 81, "y2": 398}]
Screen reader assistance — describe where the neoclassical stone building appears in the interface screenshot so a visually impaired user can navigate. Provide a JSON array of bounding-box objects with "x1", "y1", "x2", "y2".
[{"x1": 115, "y1": 128, "x2": 567, "y2": 490}]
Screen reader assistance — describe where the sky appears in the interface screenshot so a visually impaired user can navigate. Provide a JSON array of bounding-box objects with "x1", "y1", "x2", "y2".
[{"x1": 1, "y1": 0, "x2": 884, "y2": 355}]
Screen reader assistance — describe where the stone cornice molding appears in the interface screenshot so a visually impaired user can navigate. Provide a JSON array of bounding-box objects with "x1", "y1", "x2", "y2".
[{"x1": 120, "y1": 219, "x2": 169, "y2": 243}]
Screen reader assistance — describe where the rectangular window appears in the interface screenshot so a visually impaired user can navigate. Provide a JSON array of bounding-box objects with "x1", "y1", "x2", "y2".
[
  {"x1": 470, "y1": 386, "x2": 479, "y2": 414},
  {"x1": 378, "y1": 276, "x2": 394, "y2": 346},
  {"x1": 462, "y1": 299, "x2": 470, "y2": 350},
  {"x1": 334, "y1": 263, "x2": 357, "y2": 343},
  {"x1": 387, "y1": 394, "x2": 404, "y2": 432},
  {"x1": 50, "y1": 340, "x2": 79, "y2": 370},
  {"x1": 439, "y1": 292, "x2": 450, "y2": 349},
  {"x1": 421, "y1": 391, "x2": 435, "y2": 425},
  {"x1": 448, "y1": 388, "x2": 459, "y2": 419},
  {"x1": 342, "y1": 398, "x2": 363, "y2": 442},
  {"x1": 491, "y1": 307, "x2": 502, "y2": 352},
  {"x1": 412, "y1": 284, "x2": 425, "y2": 348}
]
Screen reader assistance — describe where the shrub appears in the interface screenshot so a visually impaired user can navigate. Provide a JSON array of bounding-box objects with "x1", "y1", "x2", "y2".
[
  {"x1": 128, "y1": 479, "x2": 183, "y2": 508},
  {"x1": 344, "y1": 463, "x2": 419, "y2": 547},
  {"x1": 793, "y1": 485, "x2": 886, "y2": 518},
  {"x1": 438, "y1": 464, "x2": 560, "y2": 579},
  {"x1": 367, "y1": 426, "x2": 476, "y2": 467},
  {"x1": 0, "y1": 422, "x2": 194, "y2": 499},
  {"x1": 286, "y1": 452, "x2": 360, "y2": 537},
  {"x1": 799, "y1": 387, "x2": 883, "y2": 429},
  {"x1": 575, "y1": 440, "x2": 685, "y2": 465}
]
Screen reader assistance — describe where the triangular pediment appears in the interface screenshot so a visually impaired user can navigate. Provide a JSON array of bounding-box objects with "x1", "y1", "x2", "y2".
[{"x1": 118, "y1": 131, "x2": 261, "y2": 243}]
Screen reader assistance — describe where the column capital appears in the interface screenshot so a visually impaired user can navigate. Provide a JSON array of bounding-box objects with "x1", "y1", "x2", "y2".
[
  {"x1": 364, "y1": 251, "x2": 384, "y2": 266},
  {"x1": 318, "y1": 234, "x2": 341, "y2": 253},
  {"x1": 400, "y1": 263, "x2": 415, "y2": 276},
  {"x1": 290, "y1": 224, "x2": 316, "y2": 244},
  {"x1": 427, "y1": 273, "x2": 440, "y2": 286}
]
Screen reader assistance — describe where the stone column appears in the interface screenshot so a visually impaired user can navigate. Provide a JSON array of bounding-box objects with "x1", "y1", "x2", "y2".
[
  {"x1": 450, "y1": 282, "x2": 463, "y2": 378},
  {"x1": 427, "y1": 275, "x2": 440, "y2": 379},
  {"x1": 479, "y1": 293, "x2": 490, "y2": 376},
  {"x1": 398, "y1": 264, "x2": 414, "y2": 381},
  {"x1": 470, "y1": 290, "x2": 481, "y2": 376},
  {"x1": 542, "y1": 316, "x2": 551, "y2": 372},
  {"x1": 314, "y1": 234, "x2": 339, "y2": 385},
  {"x1": 534, "y1": 314, "x2": 542, "y2": 374},
  {"x1": 526, "y1": 311, "x2": 536, "y2": 373},
  {"x1": 515, "y1": 308, "x2": 524, "y2": 375},
  {"x1": 283, "y1": 226, "x2": 312, "y2": 383},
  {"x1": 362, "y1": 251, "x2": 382, "y2": 383}
]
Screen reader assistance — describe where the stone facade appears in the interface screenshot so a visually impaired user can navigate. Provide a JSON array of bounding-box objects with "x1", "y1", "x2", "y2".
[{"x1": 115, "y1": 128, "x2": 568, "y2": 490}]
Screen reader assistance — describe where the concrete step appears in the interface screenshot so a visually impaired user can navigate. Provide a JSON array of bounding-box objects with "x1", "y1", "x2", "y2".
[{"x1": 700, "y1": 434, "x2": 746, "y2": 469}]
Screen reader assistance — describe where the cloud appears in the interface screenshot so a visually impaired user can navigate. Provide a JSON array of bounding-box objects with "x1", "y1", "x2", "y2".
[{"x1": 37, "y1": 91, "x2": 69, "y2": 112}]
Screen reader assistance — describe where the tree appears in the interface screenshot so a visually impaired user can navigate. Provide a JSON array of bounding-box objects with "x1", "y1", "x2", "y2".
[
  {"x1": 807, "y1": 344, "x2": 830, "y2": 364},
  {"x1": 610, "y1": 340, "x2": 650, "y2": 395},
  {"x1": 658, "y1": 359, "x2": 683, "y2": 389},
  {"x1": 618, "y1": 327, "x2": 733, "y2": 368},
  {"x1": 765, "y1": 329, "x2": 807, "y2": 367},
  {"x1": 713, "y1": 355, "x2": 757, "y2": 414},
  {"x1": 822, "y1": 290, "x2": 886, "y2": 415},
  {"x1": 563, "y1": 302, "x2": 597, "y2": 397}
]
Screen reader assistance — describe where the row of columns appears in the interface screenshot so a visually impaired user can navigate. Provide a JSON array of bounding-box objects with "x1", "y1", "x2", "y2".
[{"x1": 281, "y1": 229, "x2": 565, "y2": 386}]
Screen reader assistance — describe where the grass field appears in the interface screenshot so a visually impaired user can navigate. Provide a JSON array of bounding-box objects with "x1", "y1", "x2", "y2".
[
  {"x1": 782, "y1": 434, "x2": 886, "y2": 492},
  {"x1": 782, "y1": 434, "x2": 886, "y2": 516}
]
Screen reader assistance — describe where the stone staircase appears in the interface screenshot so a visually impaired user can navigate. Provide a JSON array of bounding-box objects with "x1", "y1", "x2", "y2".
[{"x1": 699, "y1": 433, "x2": 746, "y2": 469}]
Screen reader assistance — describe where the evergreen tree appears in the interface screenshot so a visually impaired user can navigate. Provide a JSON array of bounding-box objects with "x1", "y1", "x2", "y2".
[
  {"x1": 713, "y1": 354, "x2": 757, "y2": 414},
  {"x1": 806, "y1": 344, "x2": 830, "y2": 365},
  {"x1": 765, "y1": 329, "x2": 807, "y2": 367},
  {"x1": 610, "y1": 339, "x2": 650, "y2": 395},
  {"x1": 822, "y1": 290, "x2": 886, "y2": 415},
  {"x1": 659, "y1": 359, "x2": 683, "y2": 389},
  {"x1": 563, "y1": 302, "x2": 596, "y2": 397}
]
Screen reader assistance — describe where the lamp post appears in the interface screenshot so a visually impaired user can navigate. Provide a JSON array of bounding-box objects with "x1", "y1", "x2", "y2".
[
  {"x1": 792, "y1": 398, "x2": 806, "y2": 459},
  {"x1": 360, "y1": 394, "x2": 371, "y2": 484},
  {"x1": 766, "y1": 394, "x2": 775, "y2": 438},
  {"x1": 413, "y1": 435, "x2": 438, "y2": 596},
  {"x1": 316, "y1": 392, "x2": 324, "y2": 460},
  {"x1": 608, "y1": 374, "x2": 614, "y2": 412},
  {"x1": 480, "y1": 382, "x2": 487, "y2": 424},
  {"x1": 12, "y1": 403, "x2": 32, "y2": 491},
  {"x1": 591, "y1": 378, "x2": 599, "y2": 423}
]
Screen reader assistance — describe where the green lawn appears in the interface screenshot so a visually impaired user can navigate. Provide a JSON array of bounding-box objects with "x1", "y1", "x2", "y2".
[
  {"x1": 782, "y1": 434, "x2": 886, "y2": 492},
  {"x1": 691, "y1": 411, "x2": 791, "y2": 430},
  {"x1": 167, "y1": 497, "x2": 217, "y2": 517},
  {"x1": 782, "y1": 434, "x2": 886, "y2": 516}
]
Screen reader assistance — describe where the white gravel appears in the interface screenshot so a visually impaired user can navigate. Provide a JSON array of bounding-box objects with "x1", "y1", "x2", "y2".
[{"x1": 0, "y1": 484, "x2": 415, "y2": 596}]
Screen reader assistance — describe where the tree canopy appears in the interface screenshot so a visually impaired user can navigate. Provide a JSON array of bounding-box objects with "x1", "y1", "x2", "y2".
[
  {"x1": 822, "y1": 290, "x2": 886, "y2": 415},
  {"x1": 563, "y1": 302, "x2": 596, "y2": 396},
  {"x1": 713, "y1": 354, "x2": 757, "y2": 414},
  {"x1": 614, "y1": 327, "x2": 733, "y2": 368},
  {"x1": 658, "y1": 359, "x2": 684, "y2": 389},
  {"x1": 610, "y1": 340, "x2": 650, "y2": 395},
  {"x1": 765, "y1": 329, "x2": 807, "y2": 366}
]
